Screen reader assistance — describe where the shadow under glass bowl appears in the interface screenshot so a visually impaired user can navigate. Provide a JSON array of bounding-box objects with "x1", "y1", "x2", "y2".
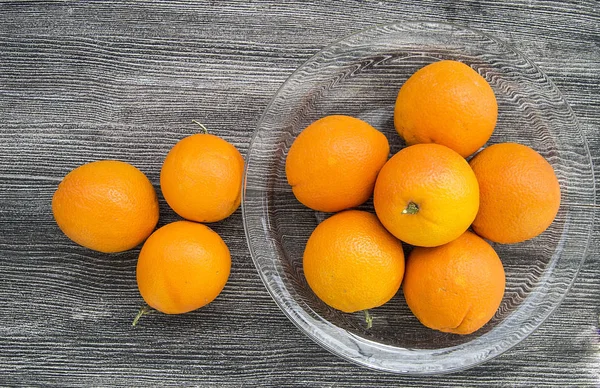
[{"x1": 241, "y1": 21, "x2": 595, "y2": 375}]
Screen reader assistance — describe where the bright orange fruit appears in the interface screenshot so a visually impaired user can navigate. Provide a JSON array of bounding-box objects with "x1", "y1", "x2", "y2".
[
  {"x1": 394, "y1": 60, "x2": 498, "y2": 157},
  {"x1": 373, "y1": 143, "x2": 479, "y2": 247},
  {"x1": 52, "y1": 160, "x2": 159, "y2": 253},
  {"x1": 286, "y1": 115, "x2": 389, "y2": 213},
  {"x1": 469, "y1": 142, "x2": 561, "y2": 243},
  {"x1": 136, "y1": 221, "x2": 231, "y2": 314},
  {"x1": 160, "y1": 132, "x2": 245, "y2": 223},
  {"x1": 403, "y1": 231, "x2": 505, "y2": 335},
  {"x1": 303, "y1": 210, "x2": 405, "y2": 313}
]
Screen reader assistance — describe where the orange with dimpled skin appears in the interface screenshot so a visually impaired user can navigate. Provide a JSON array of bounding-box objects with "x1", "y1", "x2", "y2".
[
  {"x1": 394, "y1": 60, "x2": 498, "y2": 158},
  {"x1": 402, "y1": 231, "x2": 505, "y2": 335},
  {"x1": 303, "y1": 210, "x2": 405, "y2": 313},
  {"x1": 469, "y1": 142, "x2": 561, "y2": 244},
  {"x1": 160, "y1": 131, "x2": 245, "y2": 223},
  {"x1": 285, "y1": 115, "x2": 389, "y2": 213},
  {"x1": 52, "y1": 160, "x2": 159, "y2": 253},
  {"x1": 136, "y1": 220, "x2": 231, "y2": 314},
  {"x1": 374, "y1": 143, "x2": 479, "y2": 248}
]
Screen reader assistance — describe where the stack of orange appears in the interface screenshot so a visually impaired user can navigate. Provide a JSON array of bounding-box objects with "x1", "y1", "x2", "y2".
[
  {"x1": 52, "y1": 122, "x2": 245, "y2": 320},
  {"x1": 287, "y1": 60, "x2": 561, "y2": 335}
]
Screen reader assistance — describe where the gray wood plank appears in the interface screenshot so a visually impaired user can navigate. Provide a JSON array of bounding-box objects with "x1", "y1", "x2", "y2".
[{"x1": 1, "y1": 0, "x2": 599, "y2": 386}]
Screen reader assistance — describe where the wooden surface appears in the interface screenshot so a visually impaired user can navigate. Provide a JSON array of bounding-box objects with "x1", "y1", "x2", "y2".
[{"x1": 1, "y1": 1, "x2": 599, "y2": 386}]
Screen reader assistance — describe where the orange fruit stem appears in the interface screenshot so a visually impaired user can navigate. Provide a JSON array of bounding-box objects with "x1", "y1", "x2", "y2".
[
  {"x1": 402, "y1": 201, "x2": 419, "y2": 215},
  {"x1": 364, "y1": 309, "x2": 373, "y2": 329},
  {"x1": 132, "y1": 305, "x2": 154, "y2": 327},
  {"x1": 191, "y1": 120, "x2": 208, "y2": 134}
]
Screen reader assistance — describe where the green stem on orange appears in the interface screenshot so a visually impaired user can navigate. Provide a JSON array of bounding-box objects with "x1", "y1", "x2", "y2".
[
  {"x1": 364, "y1": 309, "x2": 373, "y2": 329},
  {"x1": 192, "y1": 120, "x2": 209, "y2": 134},
  {"x1": 401, "y1": 201, "x2": 419, "y2": 215},
  {"x1": 132, "y1": 305, "x2": 154, "y2": 327}
]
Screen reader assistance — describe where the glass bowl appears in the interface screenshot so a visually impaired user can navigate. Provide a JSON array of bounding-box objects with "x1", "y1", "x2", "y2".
[{"x1": 242, "y1": 21, "x2": 595, "y2": 374}]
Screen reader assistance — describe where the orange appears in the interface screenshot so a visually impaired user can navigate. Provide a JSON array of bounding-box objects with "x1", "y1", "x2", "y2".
[
  {"x1": 285, "y1": 115, "x2": 389, "y2": 213},
  {"x1": 469, "y1": 142, "x2": 561, "y2": 244},
  {"x1": 136, "y1": 221, "x2": 231, "y2": 314},
  {"x1": 303, "y1": 210, "x2": 405, "y2": 313},
  {"x1": 403, "y1": 231, "x2": 505, "y2": 335},
  {"x1": 52, "y1": 160, "x2": 159, "y2": 253},
  {"x1": 160, "y1": 131, "x2": 245, "y2": 223},
  {"x1": 373, "y1": 143, "x2": 479, "y2": 247},
  {"x1": 394, "y1": 60, "x2": 498, "y2": 157}
]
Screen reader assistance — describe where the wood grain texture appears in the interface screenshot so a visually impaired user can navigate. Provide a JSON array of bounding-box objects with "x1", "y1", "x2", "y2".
[{"x1": 0, "y1": 1, "x2": 599, "y2": 386}]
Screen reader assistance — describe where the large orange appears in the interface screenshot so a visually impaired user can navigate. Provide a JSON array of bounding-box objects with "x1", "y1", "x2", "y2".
[
  {"x1": 286, "y1": 115, "x2": 389, "y2": 213},
  {"x1": 303, "y1": 210, "x2": 405, "y2": 313},
  {"x1": 373, "y1": 143, "x2": 479, "y2": 247},
  {"x1": 52, "y1": 160, "x2": 159, "y2": 253},
  {"x1": 469, "y1": 142, "x2": 561, "y2": 244},
  {"x1": 160, "y1": 132, "x2": 245, "y2": 223},
  {"x1": 403, "y1": 231, "x2": 505, "y2": 335},
  {"x1": 394, "y1": 60, "x2": 498, "y2": 157},
  {"x1": 136, "y1": 221, "x2": 231, "y2": 314}
]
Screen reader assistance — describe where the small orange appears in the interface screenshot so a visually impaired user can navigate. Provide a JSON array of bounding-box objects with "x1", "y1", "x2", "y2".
[
  {"x1": 469, "y1": 142, "x2": 561, "y2": 244},
  {"x1": 403, "y1": 231, "x2": 505, "y2": 335},
  {"x1": 52, "y1": 160, "x2": 159, "y2": 253},
  {"x1": 373, "y1": 143, "x2": 479, "y2": 247},
  {"x1": 303, "y1": 210, "x2": 405, "y2": 313},
  {"x1": 394, "y1": 60, "x2": 498, "y2": 157},
  {"x1": 286, "y1": 115, "x2": 389, "y2": 213},
  {"x1": 136, "y1": 221, "x2": 231, "y2": 314},
  {"x1": 160, "y1": 129, "x2": 245, "y2": 223}
]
